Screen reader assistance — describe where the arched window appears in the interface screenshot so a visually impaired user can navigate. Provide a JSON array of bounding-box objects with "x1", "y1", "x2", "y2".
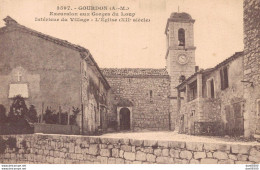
[
  {"x1": 179, "y1": 75, "x2": 186, "y2": 83},
  {"x1": 178, "y1": 28, "x2": 185, "y2": 46}
]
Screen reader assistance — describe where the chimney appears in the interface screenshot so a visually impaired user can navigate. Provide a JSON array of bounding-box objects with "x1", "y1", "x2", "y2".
[
  {"x1": 3, "y1": 16, "x2": 18, "y2": 26},
  {"x1": 195, "y1": 66, "x2": 199, "y2": 72}
]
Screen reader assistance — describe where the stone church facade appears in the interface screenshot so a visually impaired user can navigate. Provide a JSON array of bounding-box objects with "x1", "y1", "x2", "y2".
[
  {"x1": 100, "y1": 13, "x2": 197, "y2": 132},
  {"x1": 101, "y1": 68, "x2": 170, "y2": 131},
  {"x1": 0, "y1": 0, "x2": 259, "y2": 138}
]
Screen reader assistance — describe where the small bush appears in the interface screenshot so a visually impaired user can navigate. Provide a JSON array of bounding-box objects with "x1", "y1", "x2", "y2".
[
  {"x1": 43, "y1": 107, "x2": 57, "y2": 124},
  {"x1": 9, "y1": 95, "x2": 28, "y2": 119},
  {"x1": 27, "y1": 105, "x2": 38, "y2": 123},
  {"x1": 70, "y1": 107, "x2": 80, "y2": 125},
  {"x1": 4, "y1": 96, "x2": 34, "y2": 135},
  {"x1": 0, "y1": 137, "x2": 6, "y2": 154}
]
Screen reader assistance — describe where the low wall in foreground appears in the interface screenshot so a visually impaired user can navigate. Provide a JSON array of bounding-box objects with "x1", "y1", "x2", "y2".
[
  {"x1": 0, "y1": 134, "x2": 259, "y2": 164},
  {"x1": 33, "y1": 124, "x2": 80, "y2": 135}
]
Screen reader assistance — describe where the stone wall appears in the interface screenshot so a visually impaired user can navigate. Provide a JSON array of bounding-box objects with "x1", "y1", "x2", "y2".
[
  {"x1": 243, "y1": 0, "x2": 260, "y2": 137},
  {"x1": 0, "y1": 18, "x2": 110, "y2": 135},
  {"x1": 179, "y1": 53, "x2": 245, "y2": 136},
  {"x1": 201, "y1": 54, "x2": 245, "y2": 135},
  {"x1": 0, "y1": 29, "x2": 82, "y2": 114},
  {"x1": 81, "y1": 60, "x2": 109, "y2": 134},
  {"x1": 104, "y1": 75, "x2": 170, "y2": 131},
  {"x1": 0, "y1": 134, "x2": 259, "y2": 164}
]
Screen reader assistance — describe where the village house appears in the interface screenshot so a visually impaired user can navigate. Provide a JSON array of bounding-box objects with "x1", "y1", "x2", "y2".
[
  {"x1": 175, "y1": 0, "x2": 260, "y2": 138},
  {"x1": 0, "y1": 16, "x2": 110, "y2": 135},
  {"x1": 176, "y1": 52, "x2": 244, "y2": 136}
]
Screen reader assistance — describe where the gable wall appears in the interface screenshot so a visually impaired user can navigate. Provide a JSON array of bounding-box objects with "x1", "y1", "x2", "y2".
[{"x1": 0, "y1": 29, "x2": 81, "y2": 115}]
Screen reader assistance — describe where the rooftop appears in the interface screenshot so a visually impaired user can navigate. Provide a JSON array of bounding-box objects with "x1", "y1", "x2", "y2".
[
  {"x1": 0, "y1": 16, "x2": 110, "y2": 89},
  {"x1": 101, "y1": 68, "x2": 169, "y2": 78},
  {"x1": 165, "y1": 12, "x2": 195, "y2": 34},
  {"x1": 170, "y1": 12, "x2": 193, "y2": 20}
]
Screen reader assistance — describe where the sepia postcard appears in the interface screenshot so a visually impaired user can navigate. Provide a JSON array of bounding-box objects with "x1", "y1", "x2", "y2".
[{"x1": 0, "y1": 0, "x2": 259, "y2": 169}]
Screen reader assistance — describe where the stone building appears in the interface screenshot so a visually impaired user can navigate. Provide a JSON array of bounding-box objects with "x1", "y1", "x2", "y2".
[
  {"x1": 0, "y1": 16, "x2": 110, "y2": 134},
  {"x1": 176, "y1": 52, "x2": 244, "y2": 136},
  {"x1": 165, "y1": 13, "x2": 196, "y2": 130},
  {"x1": 243, "y1": 0, "x2": 260, "y2": 138},
  {"x1": 0, "y1": 12, "x2": 198, "y2": 133},
  {"x1": 174, "y1": 0, "x2": 259, "y2": 138},
  {"x1": 2, "y1": 5, "x2": 258, "y2": 137},
  {"x1": 101, "y1": 68, "x2": 170, "y2": 131},
  {"x1": 100, "y1": 12, "x2": 197, "y2": 131}
]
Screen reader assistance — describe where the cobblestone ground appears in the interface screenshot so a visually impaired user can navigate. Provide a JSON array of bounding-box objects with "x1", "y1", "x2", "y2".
[{"x1": 101, "y1": 131, "x2": 259, "y2": 145}]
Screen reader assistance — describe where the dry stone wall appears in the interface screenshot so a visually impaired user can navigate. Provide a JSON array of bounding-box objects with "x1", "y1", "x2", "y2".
[{"x1": 0, "y1": 134, "x2": 259, "y2": 164}]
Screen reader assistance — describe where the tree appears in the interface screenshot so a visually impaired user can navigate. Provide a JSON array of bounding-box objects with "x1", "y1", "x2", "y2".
[
  {"x1": 0, "y1": 105, "x2": 7, "y2": 124},
  {"x1": 70, "y1": 107, "x2": 80, "y2": 125},
  {"x1": 27, "y1": 105, "x2": 38, "y2": 123},
  {"x1": 7, "y1": 95, "x2": 33, "y2": 134},
  {"x1": 8, "y1": 95, "x2": 28, "y2": 120}
]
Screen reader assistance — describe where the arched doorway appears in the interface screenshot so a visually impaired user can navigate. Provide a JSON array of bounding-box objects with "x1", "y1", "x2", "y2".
[{"x1": 119, "y1": 108, "x2": 130, "y2": 130}]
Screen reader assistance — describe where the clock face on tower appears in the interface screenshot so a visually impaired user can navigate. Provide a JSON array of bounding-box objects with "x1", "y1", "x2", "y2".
[{"x1": 178, "y1": 54, "x2": 189, "y2": 65}]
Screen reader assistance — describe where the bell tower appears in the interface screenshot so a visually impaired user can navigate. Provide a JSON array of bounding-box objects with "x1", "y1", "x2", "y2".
[{"x1": 165, "y1": 12, "x2": 196, "y2": 130}]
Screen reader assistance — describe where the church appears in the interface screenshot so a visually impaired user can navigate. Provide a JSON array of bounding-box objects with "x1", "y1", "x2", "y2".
[
  {"x1": 102, "y1": 12, "x2": 196, "y2": 132},
  {"x1": 0, "y1": 10, "x2": 259, "y2": 138}
]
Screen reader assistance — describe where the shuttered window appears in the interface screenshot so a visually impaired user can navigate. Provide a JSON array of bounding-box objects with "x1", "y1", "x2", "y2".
[{"x1": 220, "y1": 66, "x2": 229, "y2": 90}]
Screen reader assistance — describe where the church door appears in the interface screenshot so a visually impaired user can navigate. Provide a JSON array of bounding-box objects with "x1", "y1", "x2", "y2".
[{"x1": 119, "y1": 108, "x2": 130, "y2": 130}]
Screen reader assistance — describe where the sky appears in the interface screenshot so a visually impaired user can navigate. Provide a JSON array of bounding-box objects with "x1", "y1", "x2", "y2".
[{"x1": 0, "y1": 0, "x2": 244, "y2": 69}]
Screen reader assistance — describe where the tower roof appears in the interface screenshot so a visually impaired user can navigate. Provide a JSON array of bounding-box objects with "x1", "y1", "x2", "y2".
[
  {"x1": 170, "y1": 12, "x2": 193, "y2": 20},
  {"x1": 165, "y1": 12, "x2": 195, "y2": 34}
]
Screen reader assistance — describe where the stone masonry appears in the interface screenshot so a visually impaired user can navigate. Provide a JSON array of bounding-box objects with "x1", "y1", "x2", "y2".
[
  {"x1": 0, "y1": 134, "x2": 259, "y2": 164},
  {"x1": 243, "y1": 0, "x2": 260, "y2": 137},
  {"x1": 102, "y1": 68, "x2": 170, "y2": 131}
]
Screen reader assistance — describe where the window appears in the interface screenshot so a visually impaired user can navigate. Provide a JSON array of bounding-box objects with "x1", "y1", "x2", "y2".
[
  {"x1": 191, "y1": 110, "x2": 195, "y2": 117},
  {"x1": 179, "y1": 75, "x2": 186, "y2": 83},
  {"x1": 210, "y1": 79, "x2": 215, "y2": 98},
  {"x1": 178, "y1": 28, "x2": 185, "y2": 46},
  {"x1": 257, "y1": 99, "x2": 260, "y2": 117},
  {"x1": 189, "y1": 80, "x2": 197, "y2": 101},
  {"x1": 149, "y1": 90, "x2": 153, "y2": 102},
  {"x1": 207, "y1": 78, "x2": 215, "y2": 98},
  {"x1": 220, "y1": 66, "x2": 229, "y2": 90},
  {"x1": 83, "y1": 61, "x2": 87, "y2": 77}
]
